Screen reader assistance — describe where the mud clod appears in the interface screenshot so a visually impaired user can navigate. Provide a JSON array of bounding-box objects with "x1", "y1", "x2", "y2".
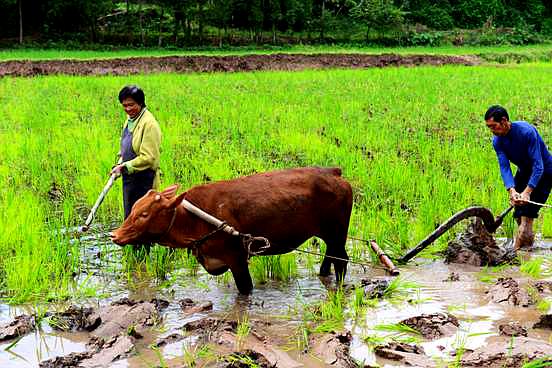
[
  {"x1": 443, "y1": 272, "x2": 461, "y2": 282},
  {"x1": 92, "y1": 299, "x2": 159, "y2": 339},
  {"x1": 40, "y1": 334, "x2": 136, "y2": 368},
  {"x1": 179, "y1": 298, "x2": 214, "y2": 315},
  {"x1": 460, "y1": 337, "x2": 552, "y2": 367},
  {"x1": 154, "y1": 332, "x2": 186, "y2": 347},
  {"x1": 0, "y1": 314, "x2": 35, "y2": 342},
  {"x1": 531, "y1": 281, "x2": 552, "y2": 293},
  {"x1": 47, "y1": 305, "x2": 100, "y2": 332},
  {"x1": 39, "y1": 352, "x2": 93, "y2": 368},
  {"x1": 360, "y1": 279, "x2": 390, "y2": 298},
  {"x1": 309, "y1": 331, "x2": 357, "y2": 368},
  {"x1": 150, "y1": 298, "x2": 170, "y2": 311},
  {"x1": 498, "y1": 322, "x2": 528, "y2": 337},
  {"x1": 487, "y1": 278, "x2": 533, "y2": 307},
  {"x1": 80, "y1": 335, "x2": 136, "y2": 368},
  {"x1": 221, "y1": 350, "x2": 275, "y2": 368},
  {"x1": 374, "y1": 342, "x2": 435, "y2": 367},
  {"x1": 445, "y1": 219, "x2": 516, "y2": 266},
  {"x1": 400, "y1": 312, "x2": 459, "y2": 340},
  {"x1": 533, "y1": 314, "x2": 552, "y2": 329}
]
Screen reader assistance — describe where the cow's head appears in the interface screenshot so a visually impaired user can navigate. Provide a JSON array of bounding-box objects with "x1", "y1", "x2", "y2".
[{"x1": 110, "y1": 184, "x2": 186, "y2": 245}]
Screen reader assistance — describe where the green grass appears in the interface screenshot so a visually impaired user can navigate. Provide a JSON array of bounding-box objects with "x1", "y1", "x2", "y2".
[
  {"x1": 0, "y1": 44, "x2": 551, "y2": 61},
  {"x1": 0, "y1": 63, "x2": 551, "y2": 303}
]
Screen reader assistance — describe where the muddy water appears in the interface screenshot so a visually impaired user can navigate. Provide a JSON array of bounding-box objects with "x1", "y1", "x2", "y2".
[{"x1": 1, "y1": 232, "x2": 551, "y2": 367}]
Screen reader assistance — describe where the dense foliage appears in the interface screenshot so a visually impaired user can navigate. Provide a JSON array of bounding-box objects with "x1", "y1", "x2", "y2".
[{"x1": 1, "y1": 0, "x2": 551, "y2": 47}]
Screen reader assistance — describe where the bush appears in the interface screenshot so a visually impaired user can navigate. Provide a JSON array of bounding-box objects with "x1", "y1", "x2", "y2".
[{"x1": 404, "y1": 31, "x2": 447, "y2": 46}]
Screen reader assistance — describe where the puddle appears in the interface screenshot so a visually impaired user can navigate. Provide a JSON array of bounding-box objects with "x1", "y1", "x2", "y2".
[{"x1": 1, "y1": 231, "x2": 551, "y2": 367}]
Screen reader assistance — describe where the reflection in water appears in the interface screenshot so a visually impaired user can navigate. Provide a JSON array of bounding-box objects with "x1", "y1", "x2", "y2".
[
  {"x1": 0, "y1": 235, "x2": 551, "y2": 367},
  {"x1": 0, "y1": 329, "x2": 88, "y2": 368}
]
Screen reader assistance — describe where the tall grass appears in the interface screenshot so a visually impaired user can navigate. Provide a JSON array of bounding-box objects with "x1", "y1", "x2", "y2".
[{"x1": 0, "y1": 63, "x2": 551, "y2": 302}]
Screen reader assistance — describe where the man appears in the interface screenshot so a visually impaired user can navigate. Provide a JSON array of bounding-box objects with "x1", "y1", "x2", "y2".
[{"x1": 485, "y1": 105, "x2": 552, "y2": 250}]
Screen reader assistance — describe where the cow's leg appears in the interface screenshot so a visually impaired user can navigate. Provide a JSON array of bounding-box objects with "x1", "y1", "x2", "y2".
[
  {"x1": 320, "y1": 233, "x2": 349, "y2": 285},
  {"x1": 229, "y1": 257, "x2": 253, "y2": 295},
  {"x1": 319, "y1": 248, "x2": 332, "y2": 277}
]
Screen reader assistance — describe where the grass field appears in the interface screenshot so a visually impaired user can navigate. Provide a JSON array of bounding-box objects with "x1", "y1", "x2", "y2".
[
  {"x1": 0, "y1": 62, "x2": 551, "y2": 303},
  {"x1": 0, "y1": 44, "x2": 551, "y2": 61}
]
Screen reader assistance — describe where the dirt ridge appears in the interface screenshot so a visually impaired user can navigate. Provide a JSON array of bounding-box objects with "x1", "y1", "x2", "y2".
[{"x1": 0, "y1": 53, "x2": 479, "y2": 77}]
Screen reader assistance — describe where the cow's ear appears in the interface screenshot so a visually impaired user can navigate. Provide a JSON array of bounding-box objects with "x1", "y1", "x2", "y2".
[
  {"x1": 161, "y1": 184, "x2": 179, "y2": 199},
  {"x1": 169, "y1": 191, "x2": 187, "y2": 209}
]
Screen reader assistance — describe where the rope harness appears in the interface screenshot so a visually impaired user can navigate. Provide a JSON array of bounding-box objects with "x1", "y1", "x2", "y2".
[
  {"x1": 170, "y1": 199, "x2": 271, "y2": 258},
  {"x1": 166, "y1": 198, "x2": 391, "y2": 272}
]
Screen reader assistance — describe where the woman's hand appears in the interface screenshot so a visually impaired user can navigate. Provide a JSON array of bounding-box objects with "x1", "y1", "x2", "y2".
[{"x1": 110, "y1": 164, "x2": 125, "y2": 176}]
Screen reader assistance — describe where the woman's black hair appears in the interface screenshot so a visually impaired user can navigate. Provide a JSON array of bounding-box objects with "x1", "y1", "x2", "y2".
[
  {"x1": 484, "y1": 105, "x2": 509, "y2": 122},
  {"x1": 118, "y1": 85, "x2": 146, "y2": 107}
]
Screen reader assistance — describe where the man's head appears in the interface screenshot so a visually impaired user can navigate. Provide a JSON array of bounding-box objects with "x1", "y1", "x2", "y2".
[{"x1": 484, "y1": 105, "x2": 511, "y2": 137}]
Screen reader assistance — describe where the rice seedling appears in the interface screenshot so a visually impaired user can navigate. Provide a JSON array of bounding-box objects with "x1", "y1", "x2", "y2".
[
  {"x1": 235, "y1": 315, "x2": 251, "y2": 350},
  {"x1": 249, "y1": 254, "x2": 298, "y2": 284},
  {"x1": 373, "y1": 323, "x2": 421, "y2": 336},
  {"x1": 382, "y1": 277, "x2": 420, "y2": 300},
  {"x1": 365, "y1": 323, "x2": 422, "y2": 346},
  {"x1": 537, "y1": 298, "x2": 551, "y2": 313},
  {"x1": 1, "y1": 62, "x2": 551, "y2": 304},
  {"x1": 476, "y1": 264, "x2": 511, "y2": 284},
  {"x1": 407, "y1": 288, "x2": 432, "y2": 305},
  {"x1": 0, "y1": 44, "x2": 551, "y2": 61},
  {"x1": 522, "y1": 357, "x2": 552, "y2": 368},
  {"x1": 520, "y1": 256, "x2": 552, "y2": 279}
]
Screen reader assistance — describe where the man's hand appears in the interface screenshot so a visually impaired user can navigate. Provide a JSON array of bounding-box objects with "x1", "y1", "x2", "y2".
[{"x1": 508, "y1": 187, "x2": 531, "y2": 206}]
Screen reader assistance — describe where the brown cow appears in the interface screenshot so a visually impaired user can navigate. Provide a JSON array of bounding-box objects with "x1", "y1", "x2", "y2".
[{"x1": 110, "y1": 167, "x2": 353, "y2": 294}]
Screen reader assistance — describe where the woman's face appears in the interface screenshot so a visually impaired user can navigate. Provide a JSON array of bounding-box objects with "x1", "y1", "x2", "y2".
[{"x1": 121, "y1": 97, "x2": 142, "y2": 119}]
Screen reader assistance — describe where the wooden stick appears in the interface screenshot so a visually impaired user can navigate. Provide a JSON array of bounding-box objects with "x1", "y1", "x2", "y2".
[
  {"x1": 81, "y1": 173, "x2": 119, "y2": 232},
  {"x1": 369, "y1": 240, "x2": 400, "y2": 276}
]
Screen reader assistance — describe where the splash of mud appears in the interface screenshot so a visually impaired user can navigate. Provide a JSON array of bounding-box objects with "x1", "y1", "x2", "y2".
[{"x1": 445, "y1": 219, "x2": 516, "y2": 266}]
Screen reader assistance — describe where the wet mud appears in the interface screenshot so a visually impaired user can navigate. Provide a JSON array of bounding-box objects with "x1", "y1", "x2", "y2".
[
  {"x1": 374, "y1": 342, "x2": 435, "y2": 367},
  {"x1": 445, "y1": 219, "x2": 517, "y2": 266},
  {"x1": 487, "y1": 277, "x2": 533, "y2": 307},
  {"x1": 460, "y1": 337, "x2": 552, "y2": 367},
  {"x1": 0, "y1": 315, "x2": 35, "y2": 342},
  {"x1": 2, "y1": 237, "x2": 552, "y2": 367},
  {"x1": 38, "y1": 298, "x2": 163, "y2": 367},
  {"x1": 498, "y1": 321, "x2": 528, "y2": 337},
  {"x1": 400, "y1": 312, "x2": 460, "y2": 340},
  {"x1": 0, "y1": 53, "x2": 478, "y2": 77},
  {"x1": 359, "y1": 278, "x2": 390, "y2": 298}
]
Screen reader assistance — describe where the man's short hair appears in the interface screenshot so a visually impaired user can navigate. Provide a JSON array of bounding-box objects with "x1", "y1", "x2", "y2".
[
  {"x1": 118, "y1": 85, "x2": 146, "y2": 107},
  {"x1": 484, "y1": 105, "x2": 509, "y2": 122}
]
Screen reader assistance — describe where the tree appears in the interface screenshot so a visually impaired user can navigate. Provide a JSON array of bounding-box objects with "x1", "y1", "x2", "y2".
[{"x1": 348, "y1": 0, "x2": 404, "y2": 41}]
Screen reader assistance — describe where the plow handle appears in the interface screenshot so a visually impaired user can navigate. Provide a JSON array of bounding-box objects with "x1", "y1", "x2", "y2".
[{"x1": 80, "y1": 158, "x2": 122, "y2": 232}]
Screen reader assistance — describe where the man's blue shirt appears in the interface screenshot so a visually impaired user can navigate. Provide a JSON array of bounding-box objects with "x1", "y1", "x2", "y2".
[{"x1": 492, "y1": 121, "x2": 552, "y2": 189}]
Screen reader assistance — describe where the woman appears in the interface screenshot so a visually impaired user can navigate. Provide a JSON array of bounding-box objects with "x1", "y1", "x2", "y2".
[{"x1": 111, "y1": 85, "x2": 162, "y2": 220}]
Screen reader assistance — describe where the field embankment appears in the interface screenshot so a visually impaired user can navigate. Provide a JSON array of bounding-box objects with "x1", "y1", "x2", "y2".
[{"x1": 0, "y1": 53, "x2": 478, "y2": 76}]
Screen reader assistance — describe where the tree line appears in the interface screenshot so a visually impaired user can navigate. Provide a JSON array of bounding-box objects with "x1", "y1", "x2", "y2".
[{"x1": 2, "y1": 0, "x2": 551, "y2": 47}]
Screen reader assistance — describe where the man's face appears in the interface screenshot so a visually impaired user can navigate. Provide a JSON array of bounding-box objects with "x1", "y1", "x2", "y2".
[
  {"x1": 485, "y1": 117, "x2": 510, "y2": 137},
  {"x1": 121, "y1": 97, "x2": 142, "y2": 119}
]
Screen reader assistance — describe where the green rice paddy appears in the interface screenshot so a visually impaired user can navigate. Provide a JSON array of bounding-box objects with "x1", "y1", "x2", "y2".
[
  {"x1": 0, "y1": 62, "x2": 551, "y2": 303},
  {"x1": 0, "y1": 44, "x2": 551, "y2": 61}
]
